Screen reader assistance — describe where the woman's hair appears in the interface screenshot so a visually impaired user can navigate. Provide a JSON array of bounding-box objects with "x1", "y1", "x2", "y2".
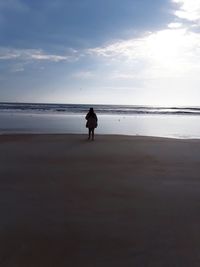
[{"x1": 88, "y1": 107, "x2": 96, "y2": 118}]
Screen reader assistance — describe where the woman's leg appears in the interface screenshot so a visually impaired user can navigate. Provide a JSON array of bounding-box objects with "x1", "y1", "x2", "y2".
[
  {"x1": 88, "y1": 128, "x2": 91, "y2": 139},
  {"x1": 91, "y1": 129, "x2": 94, "y2": 140}
]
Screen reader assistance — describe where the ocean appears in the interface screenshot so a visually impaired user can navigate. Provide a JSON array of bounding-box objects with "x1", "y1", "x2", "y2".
[{"x1": 1, "y1": 102, "x2": 200, "y2": 138}]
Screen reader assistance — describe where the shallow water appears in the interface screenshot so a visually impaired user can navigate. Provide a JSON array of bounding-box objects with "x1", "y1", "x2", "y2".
[{"x1": 1, "y1": 112, "x2": 200, "y2": 139}]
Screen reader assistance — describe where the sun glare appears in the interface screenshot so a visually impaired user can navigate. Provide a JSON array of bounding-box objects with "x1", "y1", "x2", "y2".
[
  {"x1": 141, "y1": 26, "x2": 200, "y2": 76},
  {"x1": 146, "y1": 29, "x2": 187, "y2": 64}
]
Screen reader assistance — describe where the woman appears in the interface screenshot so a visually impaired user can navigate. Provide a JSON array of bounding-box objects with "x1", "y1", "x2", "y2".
[{"x1": 85, "y1": 107, "x2": 98, "y2": 140}]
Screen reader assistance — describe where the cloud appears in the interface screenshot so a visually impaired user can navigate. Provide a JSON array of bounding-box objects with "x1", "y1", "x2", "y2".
[
  {"x1": 172, "y1": 0, "x2": 200, "y2": 22},
  {"x1": 72, "y1": 71, "x2": 95, "y2": 79},
  {"x1": 88, "y1": 37, "x2": 146, "y2": 60},
  {"x1": 0, "y1": 47, "x2": 80, "y2": 74},
  {"x1": 86, "y1": 25, "x2": 200, "y2": 81},
  {"x1": 77, "y1": 0, "x2": 200, "y2": 106},
  {"x1": 168, "y1": 22, "x2": 183, "y2": 28},
  {"x1": 0, "y1": 47, "x2": 78, "y2": 62},
  {"x1": 109, "y1": 72, "x2": 138, "y2": 80},
  {"x1": 30, "y1": 52, "x2": 70, "y2": 62},
  {"x1": 10, "y1": 63, "x2": 25, "y2": 72},
  {"x1": 88, "y1": 28, "x2": 193, "y2": 65},
  {"x1": 0, "y1": 49, "x2": 19, "y2": 60}
]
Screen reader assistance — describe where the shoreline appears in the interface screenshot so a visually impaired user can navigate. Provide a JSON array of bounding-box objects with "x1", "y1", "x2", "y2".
[{"x1": 1, "y1": 132, "x2": 200, "y2": 141}]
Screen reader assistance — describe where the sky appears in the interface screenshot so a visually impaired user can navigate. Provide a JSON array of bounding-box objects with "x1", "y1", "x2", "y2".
[{"x1": 1, "y1": 0, "x2": 200, "y2": 106}]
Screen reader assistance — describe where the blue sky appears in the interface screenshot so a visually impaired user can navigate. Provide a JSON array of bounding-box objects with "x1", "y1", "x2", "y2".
[{"x1": 1, "y1": 0, "x2": 200, "y2": 105}]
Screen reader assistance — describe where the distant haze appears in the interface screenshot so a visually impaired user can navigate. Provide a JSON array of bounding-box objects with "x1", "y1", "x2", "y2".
[{"x1": 1, "y1": 0, "x2": 200, "y2": 106}]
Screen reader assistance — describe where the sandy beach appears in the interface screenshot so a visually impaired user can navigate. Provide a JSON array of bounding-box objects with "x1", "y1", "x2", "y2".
[{"x1": 1, "y1": 134, "x2": 200, "y2": 266}]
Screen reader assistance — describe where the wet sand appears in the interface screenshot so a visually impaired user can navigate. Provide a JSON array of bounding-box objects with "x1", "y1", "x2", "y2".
[{"x1": 0, "y1": 134, "x2": 200, "y2": 266}]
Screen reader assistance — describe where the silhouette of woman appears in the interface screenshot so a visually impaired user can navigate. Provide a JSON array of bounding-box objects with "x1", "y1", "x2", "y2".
[{"x1": 85, "y1": 107, "x2": 98, "y2": 140}]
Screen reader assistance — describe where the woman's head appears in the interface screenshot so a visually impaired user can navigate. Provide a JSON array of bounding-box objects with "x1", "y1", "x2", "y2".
[{"x1": 89, "y1": 107, "x2": 94, "y2": 113}]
